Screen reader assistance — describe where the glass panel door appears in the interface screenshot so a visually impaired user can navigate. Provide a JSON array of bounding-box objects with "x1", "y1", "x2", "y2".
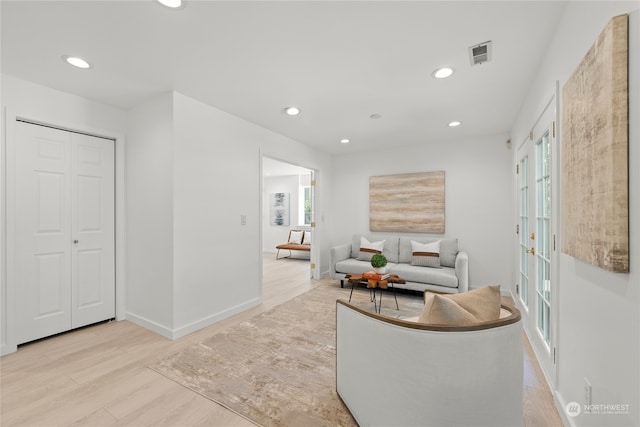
[
  {"x1": 535, "y1": 132, "x2": 552, "y2": 346},
  {"x1": 515, "y1": 91, "x2": 558, "y2": 385},
  {"x1": 518, "y1": 155, "x2": 530, "y2": 308}
]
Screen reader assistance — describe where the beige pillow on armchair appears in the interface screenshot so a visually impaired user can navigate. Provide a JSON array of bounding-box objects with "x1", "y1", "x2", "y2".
[{"x1": 418, "y1": 285, "x2": 501, "y2": 326}]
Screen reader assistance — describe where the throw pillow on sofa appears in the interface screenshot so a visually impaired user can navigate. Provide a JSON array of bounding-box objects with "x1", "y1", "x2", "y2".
[
  {"x1": 410, "y1": 240, "x2": 441, "y2": 268},
  {"x1": 398, "y1": 237, "x2": 458, "y2": 267},
  {"x1": 418, "y1": 285, "x2": 501, "y2": 326},
  {"x1": 288, "y1": 230, "x2": 304, "y2": 244},
  {"x1": 357, "y1": 237, "x2": 385, "y2": 262}
]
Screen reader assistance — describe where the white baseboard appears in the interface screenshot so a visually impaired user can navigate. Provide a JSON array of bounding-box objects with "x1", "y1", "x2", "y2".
[
  {"x1": 125, "y1": 312, "x2": 174, "y2": 339},
  {"x1": 554, "y1": 390, "x2": 575, "y2": 427},
  {"x1": 171, "y1": 297, "x2": 261, "y2": 340},
  {"x1": 1, "y1": 343, "x2": 18, "y2": 356},
  {"x1": 126, "y1": 297, "x2": 262, "y2": 341}
]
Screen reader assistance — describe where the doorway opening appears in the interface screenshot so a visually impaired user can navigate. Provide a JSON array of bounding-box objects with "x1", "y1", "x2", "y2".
[{"x1": 261, "y1": 157, "x2": 317, "y2": 301}]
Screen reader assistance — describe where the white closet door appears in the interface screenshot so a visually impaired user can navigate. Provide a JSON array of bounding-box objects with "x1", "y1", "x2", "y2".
[
  {"x1": 14, "y1": 122, "x2": 115, "y2": 344},
  {"x1": 15, "y1": 123, "x2": 73, "y2": 344},
  {"x1": 71, "y1": 132, "x2": 115, "y2": 328}
]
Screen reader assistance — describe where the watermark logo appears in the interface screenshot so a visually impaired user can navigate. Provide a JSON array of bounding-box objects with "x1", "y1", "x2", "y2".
[
  {"x1": 584, "y1": 404, "x2": 630, "y2": 415},
  {"x1": 565, "y1": 401, "x2": 631, "y2": 417},
  {"x1": 565, "y1": 401, "x2": 582, "y2": 418}
]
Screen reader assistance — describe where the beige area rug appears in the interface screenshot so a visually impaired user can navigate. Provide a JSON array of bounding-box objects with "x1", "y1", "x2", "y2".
[{"x1": 149, "y1": 283, "x2": 423, "y2": 427}]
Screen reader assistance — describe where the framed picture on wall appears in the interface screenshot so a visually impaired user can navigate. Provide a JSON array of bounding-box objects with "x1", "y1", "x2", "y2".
[
  {"x1": 369, "y1": 171, "x2": 445, "y2": 233},
  {"x1": 270, "y1": 192, "x2": 290, "y2": 226}
]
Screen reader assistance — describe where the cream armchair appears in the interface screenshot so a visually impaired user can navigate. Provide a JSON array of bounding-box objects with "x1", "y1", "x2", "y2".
[{"x1": 336, "y1": 300, "x2": 523, "y2": 426}]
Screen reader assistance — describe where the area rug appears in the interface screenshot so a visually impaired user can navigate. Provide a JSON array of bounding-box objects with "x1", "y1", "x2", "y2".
[{"x1": 149, "y1": 284, "x2": 422, "y2": 427}]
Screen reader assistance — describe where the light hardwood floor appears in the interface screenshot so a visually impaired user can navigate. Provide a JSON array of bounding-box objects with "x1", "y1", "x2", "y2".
[{"x1": 1, "y1": 255, "x2": 563, "y2": 426}]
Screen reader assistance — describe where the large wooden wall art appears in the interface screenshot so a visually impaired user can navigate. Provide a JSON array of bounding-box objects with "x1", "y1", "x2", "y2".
[
  {"x1": 561, "y1": 14, "x2": 629, "y2": 273},
  {"x1": 369, "y1": 171, "x2": 445, "y2": 233}
]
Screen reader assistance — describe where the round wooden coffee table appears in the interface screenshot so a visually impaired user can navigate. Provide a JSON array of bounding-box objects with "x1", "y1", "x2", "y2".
[{"x1": 344, "y1": 273, "x2": 405, "y2": 313}]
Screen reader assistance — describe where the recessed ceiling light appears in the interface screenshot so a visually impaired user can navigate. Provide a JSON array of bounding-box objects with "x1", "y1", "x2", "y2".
[
  {"x1": 156, "y1": 0, "x2": 183, "y2": 8},
  {"x1": 432, "y1": 67, "x2": 454, "y2": 79},
  {"x1": 62, "y1": 55, "x2": 91, "y2": 69},
  {"x1": 340, "y1": 139, "x2": 350, "y2": 144},
  {"x1": 448, "y1": 121, "x2": 462, "y2": 127},
  {"x1": 284, "y1": 106, "x2": 301, "y2": 116}
]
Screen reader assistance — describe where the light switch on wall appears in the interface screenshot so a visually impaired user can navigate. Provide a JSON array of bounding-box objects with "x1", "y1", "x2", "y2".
[{"x1": 240, "y1": 215, "x2": 247, "y2": 226}]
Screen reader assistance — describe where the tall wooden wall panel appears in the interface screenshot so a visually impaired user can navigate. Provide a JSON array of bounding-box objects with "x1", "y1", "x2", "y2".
[{"x1": 561, "y1": 14, "x2": 629, "y2": 273}]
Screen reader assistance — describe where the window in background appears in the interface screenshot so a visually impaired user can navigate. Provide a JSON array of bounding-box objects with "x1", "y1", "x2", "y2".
[{"x1": 298, "y1": 172, "x2": 312, "y2": 226}]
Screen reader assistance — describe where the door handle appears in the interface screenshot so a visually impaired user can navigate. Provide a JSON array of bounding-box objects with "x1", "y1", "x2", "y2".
[
  {"x1": 73, "y1": 240, "x2": 79, "y2": 244},
  {"x1": 526, "y1": 247, "x2": 535, "y2": 255}
]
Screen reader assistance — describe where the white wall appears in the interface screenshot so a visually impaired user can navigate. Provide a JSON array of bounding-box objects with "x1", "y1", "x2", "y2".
[
  {"x1": 172, "y1": 92, "x2": 263, "y2": 334},
  {"x1": 330, "y1": 134, "x2": 513, "y2": 289},
  {"x1": 0, "y1": 75, "x2": 127, "y2": 133},
  {"x1": 511, "y1": 3, "x2": 639, "y2": 426},
  {"x1": 0, "y1": 75, "x2": 127, "y2": 355},
  {"x1": 125, "y1": 93, "x2": 175, "y2": 333},
  {"x1": 125, "y1": 91, "x2": 333, "y2": 338}
]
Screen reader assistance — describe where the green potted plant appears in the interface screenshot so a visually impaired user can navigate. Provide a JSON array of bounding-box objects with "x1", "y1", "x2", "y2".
[{"x1": 370, "y1": 253, "x2": 388, "y2": 274}]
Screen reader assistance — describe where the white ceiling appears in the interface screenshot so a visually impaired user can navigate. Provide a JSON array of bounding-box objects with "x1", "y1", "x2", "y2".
[{"x1": 1, "y1": 1, "x2": 568, "y2": 155}]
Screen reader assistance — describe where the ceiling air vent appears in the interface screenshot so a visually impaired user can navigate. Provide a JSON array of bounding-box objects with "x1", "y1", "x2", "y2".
[{"x1": 469, "y1": 41, "x2": 492, "y2": 66}]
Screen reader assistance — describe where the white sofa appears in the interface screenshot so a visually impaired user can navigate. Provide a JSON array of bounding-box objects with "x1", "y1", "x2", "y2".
[
  {"x1": 331, "y1": 235, "x2": 469, "y2": 294},
  {"x1": 336, "y1": 299, "x2": 523, "y2": 427}
]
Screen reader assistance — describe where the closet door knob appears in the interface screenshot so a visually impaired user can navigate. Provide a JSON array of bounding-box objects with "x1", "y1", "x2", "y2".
[{"x1": 73, "y1": 240, "x2": 79, "y2": 244}]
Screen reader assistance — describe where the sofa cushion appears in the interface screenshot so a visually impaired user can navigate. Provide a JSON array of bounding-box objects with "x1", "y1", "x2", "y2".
[
  {"x1": 400, "y1": 237, "x2": 458, "y2": 267},
  {"x1": 302, "y1": 231, "x2": 311, "y2": 245},
  {"x1": 351, "y1": 235, "x2": 366, "y2": 259},
  {"x1": 438, "y1": 238, "x2": 458, "y2": 268},
  {"x1": 410, "y1": 240, "x2": 441, "y2": 268},
  {"x1": 336, "y1": 258, "x2": 397, "y2": 275},
  {"x1": 381, "y1": 237, "x2": 400, "y2": 263},
  {"x1": 418, "y1": 285, "x2": 501, "y2": 325},
  {"x1": 389, "y1": 264, "x2": 458, "y2": 288},
  {"x1": 357, "y1": 237, "x2": 385, "y2": 261}
]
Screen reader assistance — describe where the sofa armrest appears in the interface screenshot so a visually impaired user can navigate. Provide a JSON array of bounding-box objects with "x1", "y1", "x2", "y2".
[
  {"x1": 330, "y1": 243, "x2": 352, "y2": 278},
  {"x1": 455, "y1": 251, "x2": 469, "y2": 293}
]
